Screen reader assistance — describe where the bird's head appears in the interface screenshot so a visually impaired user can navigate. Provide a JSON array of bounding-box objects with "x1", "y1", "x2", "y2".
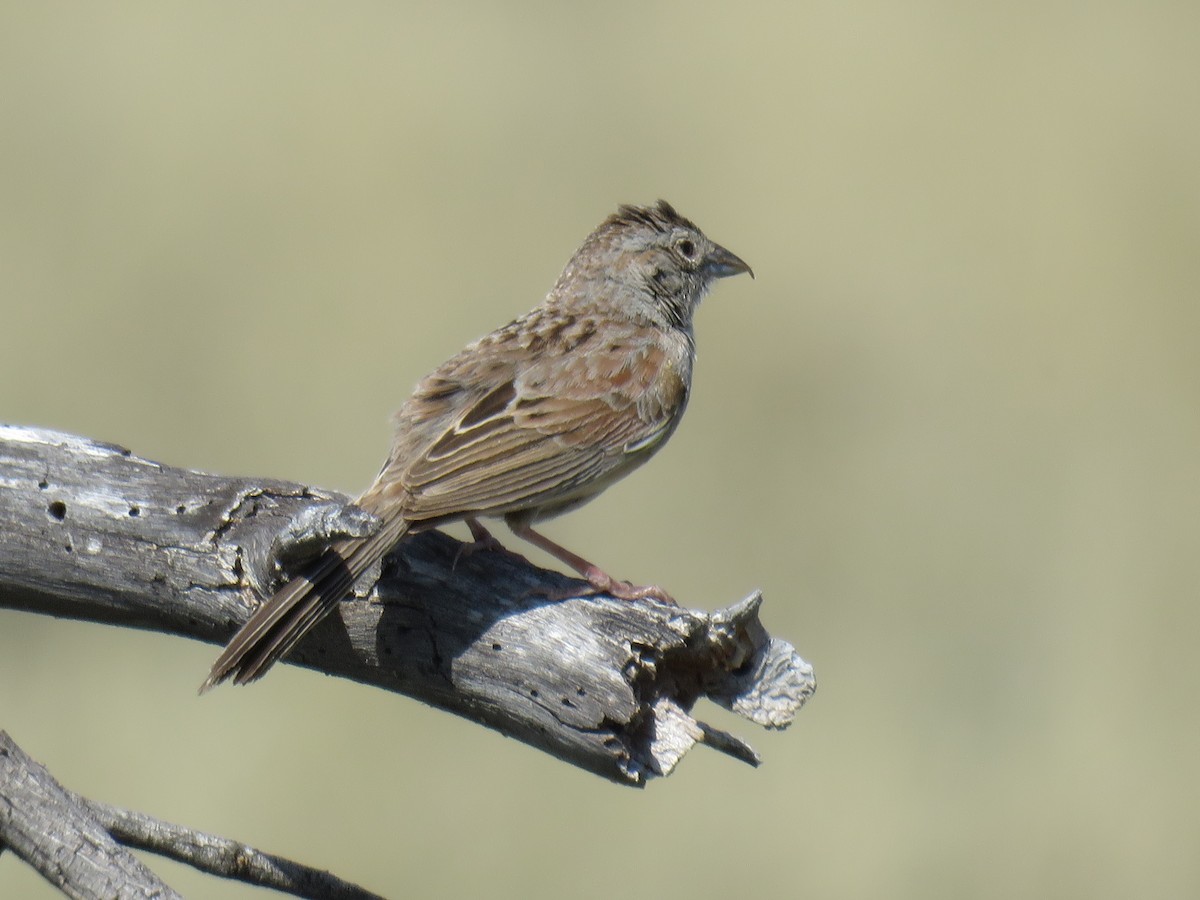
[{"x1": 553, "y1": 200, "x2": 752, "y2": 331}]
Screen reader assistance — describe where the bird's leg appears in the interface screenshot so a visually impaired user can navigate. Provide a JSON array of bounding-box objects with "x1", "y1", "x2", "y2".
[
  {"x1": 466, "y1": 517, "x2": 506, "y2": 551},
  {"x1": 507, "y1": 521, "x2": 676, "y2": 604},
  {"x1": 453, "y1": 517, "x2": 528, "y2": 569}
]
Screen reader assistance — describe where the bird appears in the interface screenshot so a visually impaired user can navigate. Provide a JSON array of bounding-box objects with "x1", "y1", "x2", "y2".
[{"x1": 202, "y1": 200, "x2": 752, "y2": 690}]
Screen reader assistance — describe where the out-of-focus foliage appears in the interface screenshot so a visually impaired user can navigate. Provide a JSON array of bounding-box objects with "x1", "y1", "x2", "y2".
[{"x1": 2, "y1": 3, "x2": 1197, "y2": 897}]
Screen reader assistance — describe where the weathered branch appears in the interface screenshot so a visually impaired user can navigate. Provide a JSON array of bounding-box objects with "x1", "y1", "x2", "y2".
[
  {"x1": 0, "y1": 730, "x2": 178, "y2": 898},
  {"x1": 0, "y1": 730, "x2": 381, "y2": 898},
  {"x1": 0, "y1": 424, "x2": 815, "y2": 784}
]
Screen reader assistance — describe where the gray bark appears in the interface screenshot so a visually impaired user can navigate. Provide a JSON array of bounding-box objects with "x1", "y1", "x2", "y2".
[
  {"x1": 0, "y1": 730, "x2": 179, "y2": 899},
  {"x1": 0, "y1": 423, "x2": 815, "y2": 783},
  {"x1": 0, "y1": 730, "x2": 382, "y2": 898}
]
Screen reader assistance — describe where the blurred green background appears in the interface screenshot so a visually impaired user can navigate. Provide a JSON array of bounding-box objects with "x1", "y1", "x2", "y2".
[{"x1": 2, "y1": 2, "x2": 1198, "y2": 897}]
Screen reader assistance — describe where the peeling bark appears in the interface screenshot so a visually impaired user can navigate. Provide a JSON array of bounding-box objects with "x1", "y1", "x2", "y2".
[{"x1": 0, "y1": 424, "x2": 815, "y2": 783}]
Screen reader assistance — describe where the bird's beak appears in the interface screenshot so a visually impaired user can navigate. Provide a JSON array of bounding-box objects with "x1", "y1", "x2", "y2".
[{"x1": 703, "y1": 242, "x2": 754, "y2": 280}]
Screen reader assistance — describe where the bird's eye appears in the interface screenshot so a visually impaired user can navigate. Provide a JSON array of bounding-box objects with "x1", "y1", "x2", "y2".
[{"x1": 677, "y1": 238, "x2": 697, "y2": 259}]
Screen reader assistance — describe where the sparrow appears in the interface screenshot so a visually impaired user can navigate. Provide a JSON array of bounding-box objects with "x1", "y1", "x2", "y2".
[{"x1": 204, "y1": 200, "x2": 751, "y2": 689}]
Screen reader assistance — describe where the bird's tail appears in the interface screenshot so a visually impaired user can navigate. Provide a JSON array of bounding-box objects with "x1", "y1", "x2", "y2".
[{"x1": 201, "y1": 514, "x2": 411, "y2": 691}]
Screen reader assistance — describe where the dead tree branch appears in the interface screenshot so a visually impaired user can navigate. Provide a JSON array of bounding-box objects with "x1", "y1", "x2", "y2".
[
  {"x1": 0, "y1": 424, "x2": 815, "y2": 783},
  {"x1": 0, "y1": 730, "x2": 382, "y2": 898}
]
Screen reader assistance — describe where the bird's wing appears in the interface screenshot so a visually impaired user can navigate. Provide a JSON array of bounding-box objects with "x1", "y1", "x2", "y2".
[{"x1": 368, "y1": 319, "x2": 687, "y2": 520}]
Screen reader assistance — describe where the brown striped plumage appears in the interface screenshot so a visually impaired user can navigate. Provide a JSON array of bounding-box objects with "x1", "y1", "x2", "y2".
[{"x1": 203, "y1": 201, "x2": 751, "y2": 689}]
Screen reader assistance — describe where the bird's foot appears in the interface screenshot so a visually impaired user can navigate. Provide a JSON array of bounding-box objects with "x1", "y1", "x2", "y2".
[
  {"x1": 526, "y1": 568, "x2": 676, "y2": 605},
  {"x1": 583, "y1": 566, "x2": 676, "y2": 605},
  {"x1": 453, "y1": 518, "x2": 530, "y2": 570}
]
